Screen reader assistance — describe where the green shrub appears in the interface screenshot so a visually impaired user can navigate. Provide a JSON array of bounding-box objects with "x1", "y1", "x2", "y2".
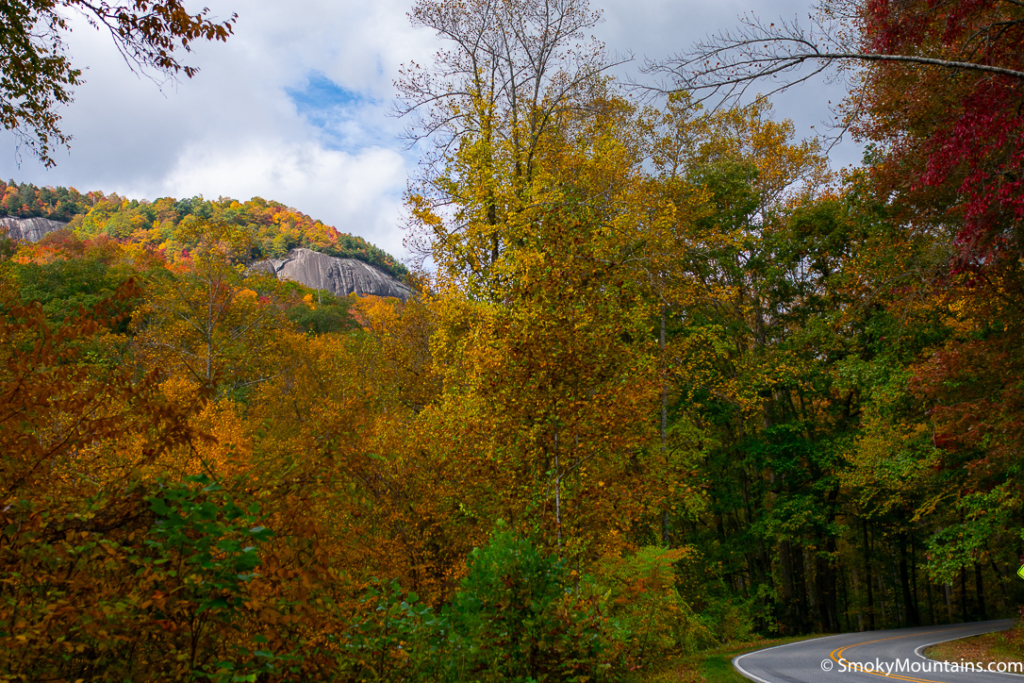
[
  {"x1": 446, "y1": 526, "x2": 564, "y2": 680},
  {"x1": 696, "y1": 595, "x2": 757, "y2": 645},
  {"x1": 338, "y1": 580, "x2": 439, "y2": 682},
  {"x1": 286, "y1": 295, "x2": 357, "y2": 335},
  {"x1": 338, "y1": 526, "x2": 621, "y2": 683},
  {"x1": 584, "y1": 546, "x2": 717, "y2": 672}
]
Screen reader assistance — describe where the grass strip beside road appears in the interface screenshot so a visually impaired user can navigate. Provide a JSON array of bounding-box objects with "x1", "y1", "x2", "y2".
[
  {"x1": 644, "y1": 634, "x2": 827, "y2": 683},
  {"x1": 923, "y1": 623, "x2": 1023, "y2": 670}
]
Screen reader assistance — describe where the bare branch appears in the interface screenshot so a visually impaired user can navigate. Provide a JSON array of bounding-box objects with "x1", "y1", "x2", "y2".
[{"x1": 644, "y1": 9, "x2": 1024, "y2": 108}]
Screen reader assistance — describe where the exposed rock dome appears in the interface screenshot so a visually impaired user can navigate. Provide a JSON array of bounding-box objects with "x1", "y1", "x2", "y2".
[
  {"x1": 0, "y1": 216, "x2": 68, "y2": 242},
  {"x1": 252, "y1": 248, "x2": 411, "y2": 300}
]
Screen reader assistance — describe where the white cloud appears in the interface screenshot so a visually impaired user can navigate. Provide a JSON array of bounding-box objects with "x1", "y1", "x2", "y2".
[
  {"x1": 1, "y1": 0, "x2": 861, "y2": 263},
  {"x1": 160, "y1": 140, "x2": 409, "y2": 257}
]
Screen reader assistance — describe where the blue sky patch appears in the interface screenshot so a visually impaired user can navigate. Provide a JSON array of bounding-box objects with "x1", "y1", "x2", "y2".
[
  {"x1": 285, "y1": 72, "x2": 384, "y2": 150},
  {"x1": 286, "y1": 72, "x2": 363, "y2": 113}
]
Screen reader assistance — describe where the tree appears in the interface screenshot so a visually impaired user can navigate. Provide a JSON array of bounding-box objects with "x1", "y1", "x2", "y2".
[
  {"x1": 400, "y1": 0, "x2": 679, "y2": 561},
  {"x1": 1, "y1": 0, "x2": 236, "y2": 166},
  {"x1": 396, "y1": 0, "x2": 619, "y2": 289},
  {"x1": 653, "y1": 7, "x2": 1024, "y2": 615},
  {"x1": 645, "y1": 95, "x2": 893, "y2": 633},
  {"x1": 650, "y1": 0, "x2": 1024, "y2": 265},
  {"x1": 840, "y1": 2, "x2": 1024, "y2": 608},
  {"x1": 849, "y1": 0, "x2": 1024, "y2": 265},
  {"x1": 410, "y1": 92, "x2": 669, "y2": 567},
  {"x1": 131, "y1": 219, "x2": 288, "y2": 398}
]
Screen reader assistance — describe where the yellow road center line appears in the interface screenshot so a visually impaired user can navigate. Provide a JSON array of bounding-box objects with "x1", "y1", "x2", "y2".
[{"x1": 828, "y1": 626, "x2": 982, "y2": 683}]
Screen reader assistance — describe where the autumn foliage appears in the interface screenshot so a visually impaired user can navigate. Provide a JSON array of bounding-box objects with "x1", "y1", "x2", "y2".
[
  {"x1": 4, "y1": 0, "x2": 1024, "y2": 680},
  {"x1": 855, "y1": 0, "x2": 1024, "y2": 264},
  {"x1": 1, "y1": 181, "x2": 407, "y2": 278}
]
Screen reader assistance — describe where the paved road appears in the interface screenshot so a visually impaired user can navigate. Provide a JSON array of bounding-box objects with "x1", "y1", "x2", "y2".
[{"x1": 734, "y1": 620, "x2": 1020, "y2": 683}]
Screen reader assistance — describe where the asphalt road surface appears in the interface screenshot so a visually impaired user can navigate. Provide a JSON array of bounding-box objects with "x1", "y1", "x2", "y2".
[{"x1": 734, "y1": 620, "x2": 1019, "y2": 683}]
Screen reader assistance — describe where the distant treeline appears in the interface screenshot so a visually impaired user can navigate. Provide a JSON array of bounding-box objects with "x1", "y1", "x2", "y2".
[{"x1": 1, "y1": 180, "x2": 408, "y2": 279}]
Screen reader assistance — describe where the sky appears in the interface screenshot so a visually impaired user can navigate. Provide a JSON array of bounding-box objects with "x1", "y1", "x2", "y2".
[{"x1": 1, "y1": 0, "x2": 858, "y2": 264}]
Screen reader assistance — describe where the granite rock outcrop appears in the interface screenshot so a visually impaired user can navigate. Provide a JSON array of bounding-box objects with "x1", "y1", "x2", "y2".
[
  {"x1": 0, "y1": 216, "x2": 69, "y2": 242},
  {"x1": 252, "y1": 248, "x2": 411, "y2": 300}
]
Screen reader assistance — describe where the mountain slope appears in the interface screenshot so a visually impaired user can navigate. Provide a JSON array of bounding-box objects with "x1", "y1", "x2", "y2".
[{"x1": 0, "y1": 180, "x2": 407, "y2": 280}]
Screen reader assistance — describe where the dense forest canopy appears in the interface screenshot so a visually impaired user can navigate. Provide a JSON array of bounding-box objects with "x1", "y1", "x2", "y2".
[
  {"x1": 2, "y1": 0, "x2": 1024, "y2": 681},
  {"x1": 0, "y1": 180, "x2": 408, "y2": 279}
]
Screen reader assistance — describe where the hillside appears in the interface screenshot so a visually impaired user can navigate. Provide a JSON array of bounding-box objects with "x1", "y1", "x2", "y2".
[{"x1": 0, "y1": 180, "x2": 408, "y2": 280}]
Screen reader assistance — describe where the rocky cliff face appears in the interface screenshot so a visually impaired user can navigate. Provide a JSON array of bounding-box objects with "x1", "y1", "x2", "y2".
[
  {"x1": 252, "y1": 248, "x2": 411, "y2": 300},
  {"x1": 0, "y1": 216, "x2": 68, "y2": 242}
]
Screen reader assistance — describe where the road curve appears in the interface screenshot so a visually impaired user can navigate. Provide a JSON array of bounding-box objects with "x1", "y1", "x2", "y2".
[{"x1": 734, "y1": 620, "x2": 1019, "y2": 683}]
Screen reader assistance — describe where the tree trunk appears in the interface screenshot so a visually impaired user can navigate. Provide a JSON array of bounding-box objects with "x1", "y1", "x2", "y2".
[
  {"x1": 779, "y1": 539, "x2": 797, "y2": 633},
  {"x1": 910, "y1": 535, "x2": 921, "y2": 622},
  {"x1": 660, "y1": 306, "x2": 671, "y2": 547},
  {"x1": 925, "y1": 579, "x2": 935, "y2": 625},
  {"x1": 794, "y1": 544, "x2": 809, "y2": 632},
  {"x1": 815, "y1": 536, "x2": 840, "y2": 632},
  {"x1": 862, "y1": 520, "x2": 876, "y2": 630},
  {"x1": 975, "y1": 562, "x2": 987, "y2": 620},
  {"x1": 838, "y1": 564, "x2": 849, "y2": 633},
  {"x1": 851, "y1": 565, "x2": 864, "y2": 631},
  {"x1": 899, "y1": 533, "x2": 921, "y2": 627},
  {"x1": 878, "y1": 569, "x2": 888, "y2": 626},
  {"x1": 959, "y1": 566, "x2": 968, "y2": 621}
]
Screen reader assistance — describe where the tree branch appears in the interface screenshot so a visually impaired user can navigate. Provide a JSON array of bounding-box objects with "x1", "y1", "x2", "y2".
[{"x1": 644, "y1": 10, "x2": 1024, "y2": 108}]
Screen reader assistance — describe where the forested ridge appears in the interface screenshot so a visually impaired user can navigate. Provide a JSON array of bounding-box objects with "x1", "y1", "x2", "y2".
[
  {"x1": 2, "y1": 0, "x2": 1024, "y2": 681},
  {"x1": 0, "y1": 180, "x2": 408, "y2": 279}
]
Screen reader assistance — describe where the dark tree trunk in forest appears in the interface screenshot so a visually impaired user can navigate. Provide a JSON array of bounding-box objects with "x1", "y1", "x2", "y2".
[
  {"x1": 779, "y1": 539, "x2": 795, "y2": 631},
  {"x1": 960, "y1": 566, "x2": 968, "y2": 621},
  {"x1": 899, "y1": 533, "x2": 921, "y2": 626},
  {"x1": 851, "y1": 566, "x2": 864, "y2": 631},
  {"x1": 989, "y1": 558, "x2": 1006, "y2": 615},
  {"x1": 910, "y1": 536, "x2": 921, "y2": 622},
  {"x1": 886, "y1": 543, "x2": 903, "y2": 625},
  {"x1": 779, "y1": 540, "x2": 809, "y2": 632},
  {"x1": 796, "y1": 544, "x2": 809, "y2": 631},
  {"x1": 975, "y1": 563, "x2": 987, "y2": 620},
  {"x1": 878, "y1": 570, "x2": 889, "y2": 625},
  {"x1": 815, "y1": 486, "x2": 841, "y2": 632},
  {"x1": 838, "y1": 564, "x2": 849, "y2": 632},
  {"x1": 925, "y1": 579, "x2": 935, "y2": 625},
  {"x1": 862, "y1": 520, "x2": 876, "y2": 630},
  {"x1": 815, "y1": 540, "x2": 840, "y2": 632},
  {"x1": 812, "y1": 491, "x2": 840, "y2": 634}
]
